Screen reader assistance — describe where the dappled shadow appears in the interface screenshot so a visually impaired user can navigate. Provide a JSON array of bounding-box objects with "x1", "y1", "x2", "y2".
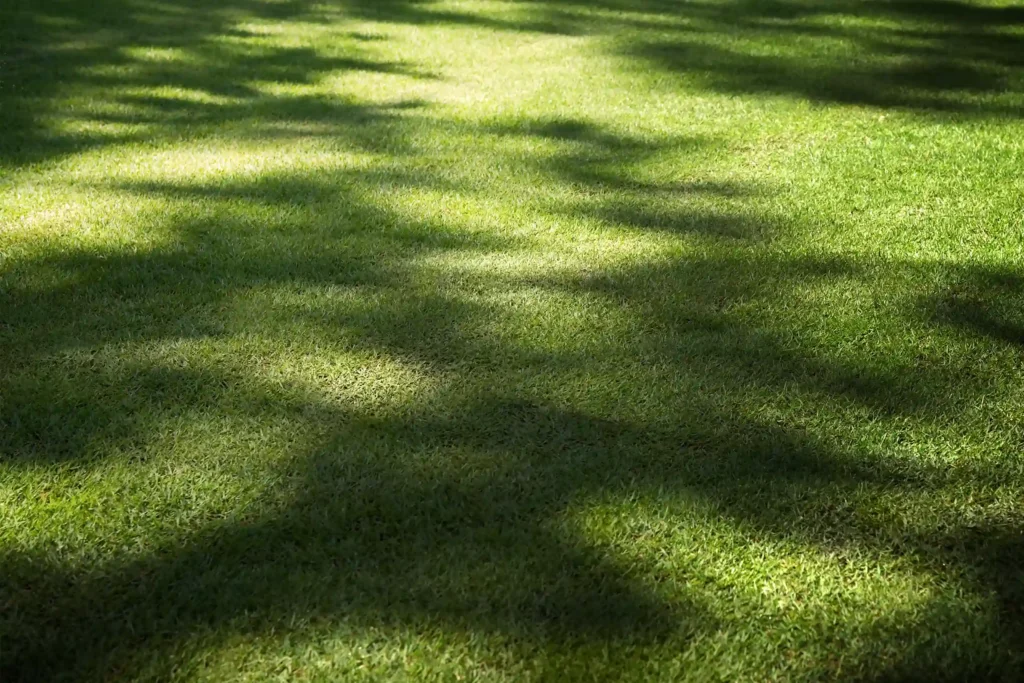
[
  {"x1": 4, "y1": 1, "x2": 1024, "y2": 679},
  {"x1": 1, "y1": 395, "x2": 697, "y2": 681},
  {"x1": 3, "y1": 116, "x2": 721, "y2": 677},
  {"x1": 5, "y1": 128, "x2": 1024, "y2": 676},
  {"x1": 0, "y1": 153, "x2": 509, "y2": 463},
  {"x1": 0, "y1": 0, "x2": 441, "y2": 168},
  {"x1": 924, "y1": 265, "x2": 1024, "y2": 346},
  {"x1": 486, "y1": 118, "x2": 768, "y2": 240},
  {"x1": 7, "y1": 0, "x2": 1021, "y2": 175},
  {"x1": 517, "y1": 0, "x2": 1024, "y2": 116}
]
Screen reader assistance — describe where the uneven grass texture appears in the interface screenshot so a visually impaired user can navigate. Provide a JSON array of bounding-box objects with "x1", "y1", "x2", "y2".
[{"x1": 3, "y1": 0, "x2": 1024, "y2": 680}]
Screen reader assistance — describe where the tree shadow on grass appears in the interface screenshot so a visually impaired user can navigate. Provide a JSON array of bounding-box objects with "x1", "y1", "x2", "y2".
[
  {"x1": 923, "y1": 266, "x2": 1024, "y2": 347},
  {"x1": 3, "y1": 111, "x2": 1024, "y2": 680},
  {"x1": 7, "y1": 241, "x2": 1024, "y2": 679},
  {"x1": 2, "y1": 396, "x2": 706, "y2": 681},
  {"x1": 0, "y1": 0, "x2": 447, "y2": 169},
  {"x1": 535, "y1": 251, "x2": 1024, "y2": 674},
  {"x1": 5, "y1": 0, "x2": 1023, "y2": 179},
  {"x1": 486, "y1": 117, "x2": 769, "y2": 241},
  {"x1": 11, "y1": 0, "x2": 1021, "y2": 187},
  {"x1": 517, "y1": 0, "x2": 1024, "y2": 116},
  {"x1": 1, "y1": 137, "x2": 718, "y2": 677}
]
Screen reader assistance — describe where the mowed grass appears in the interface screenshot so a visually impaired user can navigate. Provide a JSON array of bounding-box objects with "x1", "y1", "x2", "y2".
[{"x1": 3, "y1": 0, "x2": 1024, "y2": 680}]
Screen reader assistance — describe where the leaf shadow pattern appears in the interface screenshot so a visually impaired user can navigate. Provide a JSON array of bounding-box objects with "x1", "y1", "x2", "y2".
[
  {"x1": 6, "y1": 191, "x2": 1024, "y2": 680},
  {"x1": 0, "y1": 0, "x2": 442, "y2": 168},
  {"x1": 486, "y1": 117, "x2": 768, "y2": 241},
  {"x1": 6, "y1": 0, "x2": 1024, "y2": 178},
  {"x1": 518, "y1": 0, "x2": 1024, "y2": 116},
  {"x1": 2, "y1": 395, "x2": 703, "y2": 682},
  {"x1": 3, "y1": 83, "x2": 1024, "y2": 683}
]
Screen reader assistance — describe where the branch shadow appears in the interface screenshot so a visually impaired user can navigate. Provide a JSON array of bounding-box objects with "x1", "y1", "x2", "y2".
[
  {"x1": 6, "y1": 202, "x2": 1024, "y2": 680},
  {"x1": 3, "y1": 58, "x2": 1024, "y2": 682},
  {"x1": 486, "y1": 117, "x2": 768, "y2": 241},
  {"x1": 923, "y1": 266, "x2": 1024, "y2": 347},
  {"x1": 518, "y1": 0, "x2": 1024, "y2": 116},
  {"x1": 0, "y1": 0, "x2": 442, "y2": 169}
]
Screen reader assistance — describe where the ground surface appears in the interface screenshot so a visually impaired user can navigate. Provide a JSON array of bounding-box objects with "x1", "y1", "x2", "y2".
[{"x1": 2, "y1": 0, "x2": 1024, "y2": 680}]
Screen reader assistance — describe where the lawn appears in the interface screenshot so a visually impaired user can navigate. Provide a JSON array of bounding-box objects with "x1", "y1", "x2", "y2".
[{"x1": 2, "y1": 0, "x2": 1024, "y2": 680}]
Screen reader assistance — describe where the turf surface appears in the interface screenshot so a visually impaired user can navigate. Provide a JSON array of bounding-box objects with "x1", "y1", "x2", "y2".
[{"x1": 2, "y1": 0, "x2": 1024, "y2": 680}]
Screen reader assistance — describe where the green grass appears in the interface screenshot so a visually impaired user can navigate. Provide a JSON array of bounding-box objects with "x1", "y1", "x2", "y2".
[{"x1": 3, "y1": 0, "x2": 1024, "y2": 680}]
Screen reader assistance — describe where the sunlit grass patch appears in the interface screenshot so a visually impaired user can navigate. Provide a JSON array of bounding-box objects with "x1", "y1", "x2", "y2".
[{"x1": 3, "y1": 0, "x2": 1024, "y2": 680}]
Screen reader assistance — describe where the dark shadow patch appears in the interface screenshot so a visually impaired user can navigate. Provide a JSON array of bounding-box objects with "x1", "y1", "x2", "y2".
[{"x1": 923, "y1": 267, "x2": 1024, "y2": 346}]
